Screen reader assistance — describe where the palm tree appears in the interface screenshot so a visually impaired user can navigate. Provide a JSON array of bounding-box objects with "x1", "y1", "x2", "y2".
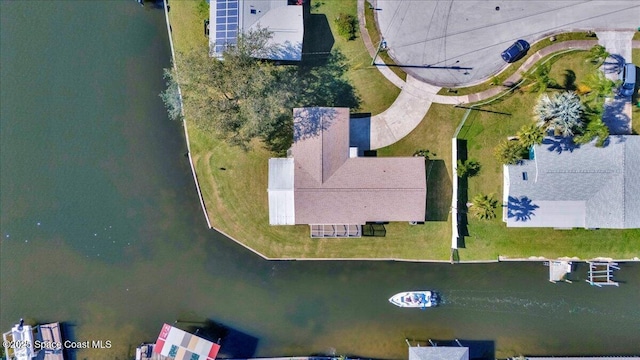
[
  {"x1": 470, "y1": 193, "x2": 498, "y2": 220},
  {"x1": 587, "y1": 45, "x2": 610, "y2": 67},
  {"x1": 456, "y1": 159, "x2": 481, "y2": 177},
  {"x1": 524, "y1": 62, "x2": 557, "y2": 93},
  {"x1": 517, "y1": 123, "x2": 545, "y2": 148},
  {"x1": 534, "y1": 91, "x2": 584, "y2": 137},
  {"x1": 574, "y1": 118, "x2": 610, "y2": 147},
  {"x1": 582, "y1": 70, "x2": 616, "y2": 103},
  {"x1": 494, "y1": 139, "x2": 526, "y2": 165}
]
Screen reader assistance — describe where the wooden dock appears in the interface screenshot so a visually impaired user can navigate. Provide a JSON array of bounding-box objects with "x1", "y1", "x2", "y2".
[{"x1": 546, "y1": 261, "x2": 573, "y2": 283}]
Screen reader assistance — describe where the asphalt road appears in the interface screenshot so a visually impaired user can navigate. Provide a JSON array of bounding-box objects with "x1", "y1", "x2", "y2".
[{"x1": 375, "y1": 0, "x2": 640, "y2": 87}]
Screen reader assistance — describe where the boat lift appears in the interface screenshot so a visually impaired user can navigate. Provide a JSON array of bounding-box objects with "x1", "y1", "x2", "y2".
[{"x1": 586, "y1": 261, "x2": 620, "y2": 287}]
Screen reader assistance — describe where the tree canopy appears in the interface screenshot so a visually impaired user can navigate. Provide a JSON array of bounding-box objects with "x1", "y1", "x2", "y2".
[{"x1": 165, "y1": 29, "x2": 360, "y2": 153}]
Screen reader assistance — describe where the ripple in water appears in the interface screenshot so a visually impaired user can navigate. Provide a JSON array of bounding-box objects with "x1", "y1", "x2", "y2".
[{"x1": 438, "y1": 290, "x2": 640, "y2": 321}]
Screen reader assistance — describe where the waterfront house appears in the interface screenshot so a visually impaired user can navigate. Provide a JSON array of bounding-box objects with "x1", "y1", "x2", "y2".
[
  {"x1": 268, "y1": 107, "x2": 427, "y2": 237},
  {"x1": 502, "y1": 135, "x2": 640, "y2": 229},
  {"x1": 209, "y1": 0, "x2": 304, "y2": 61}
]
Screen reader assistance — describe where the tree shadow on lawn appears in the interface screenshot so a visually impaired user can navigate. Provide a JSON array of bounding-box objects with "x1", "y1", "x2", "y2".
[
  {"x1": 562, "y1": 69, "x2": 576, "y2": 91},
  {"x1": 266, "y1": 51, "x2": 361, "y2": 154}
]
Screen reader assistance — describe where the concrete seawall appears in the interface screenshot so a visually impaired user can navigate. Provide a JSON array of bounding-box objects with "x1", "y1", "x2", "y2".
[{"x1": 162, "y1": 0, "x2": 212, "y2": 229}]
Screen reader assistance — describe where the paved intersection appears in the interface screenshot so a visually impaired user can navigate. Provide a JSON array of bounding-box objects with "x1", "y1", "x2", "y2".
[{"x1": 374, "y1": 0, "x2": 639, "y2": 87}]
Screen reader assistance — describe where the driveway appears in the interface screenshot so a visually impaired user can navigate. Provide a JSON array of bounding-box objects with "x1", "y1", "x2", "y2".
[
  {"x1": 597, "y1": 31, "x2": 635, "y2": 134},
  {"x1": 374, "y1": 0, "x2": 640, "y2": 87}
]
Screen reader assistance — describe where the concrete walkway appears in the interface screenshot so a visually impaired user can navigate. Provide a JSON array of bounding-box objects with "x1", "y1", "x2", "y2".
[{"x1": 359, "y1": 0, "x2": 640, "y2": 148}]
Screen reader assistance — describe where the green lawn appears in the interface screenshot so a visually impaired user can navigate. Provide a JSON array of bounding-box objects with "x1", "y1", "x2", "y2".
[
  {"x1": 363, "y1": 4, "x2": 407, "y2": 81},
  {"x1": 169, "y1": 2, "x2": 639, "y2": 260},
  {"x1": 454, "y1": 51, "x2": 640, "y2": 260},
  {"x1": 169, "y1": 0, "x2": 448, "y2": 260},
  {"x1": 437, "y1": 32, "x2": 595, "y2": 96},
  {"x1": 311, "y1": 1, "x2": 400, "y2": 115}
]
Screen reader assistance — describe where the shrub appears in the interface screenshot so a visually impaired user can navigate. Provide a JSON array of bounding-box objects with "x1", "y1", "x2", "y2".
[
  {"x1": 413, "y1": 149, "x2": 435, "y2": 159},
  {"x1": 335, "y1": 13, "x2": 358, "y2": 40},
  {"x1": 534, "y1": 91, "x2": 584, "y2": 137}
]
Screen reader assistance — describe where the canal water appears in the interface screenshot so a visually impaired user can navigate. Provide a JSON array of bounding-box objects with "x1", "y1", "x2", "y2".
[{"x1": 1, "y1": 2, "x2": 639, "y2": 359}]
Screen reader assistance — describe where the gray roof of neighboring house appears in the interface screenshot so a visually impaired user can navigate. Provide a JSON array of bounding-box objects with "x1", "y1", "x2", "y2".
[
  {"x1": 209, "y1": 0, "x2": 304, "y2": 61},
  {"x1": 269, "y1": 107, "x2": 426, "y2": 225},
  {"x1": 408, "y1": 346, "x2": 469, "y2": 360},
  {"x1": 505, "y1": 136, "x2": 640, "y2": 228}
]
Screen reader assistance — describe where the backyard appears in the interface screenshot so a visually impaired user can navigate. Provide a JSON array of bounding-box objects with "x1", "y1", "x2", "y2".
[{"x1": 169, "y1": 0, "x2": 451, "y2": 260}]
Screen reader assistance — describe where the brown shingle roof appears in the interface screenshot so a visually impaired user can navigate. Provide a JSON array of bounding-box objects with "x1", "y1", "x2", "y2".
[{"x1": 291, "y1": 107, "x2": 426, "y2": 224}]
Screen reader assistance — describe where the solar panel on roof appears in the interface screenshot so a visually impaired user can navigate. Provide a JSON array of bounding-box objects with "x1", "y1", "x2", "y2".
[{"x1": 211, "y1": 0, "x2": 242, "y2": 55}]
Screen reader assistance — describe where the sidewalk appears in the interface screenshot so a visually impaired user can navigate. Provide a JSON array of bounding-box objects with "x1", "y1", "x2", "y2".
[{"x1": 358, "y1": 0, "x2": 640, "y2": 148}]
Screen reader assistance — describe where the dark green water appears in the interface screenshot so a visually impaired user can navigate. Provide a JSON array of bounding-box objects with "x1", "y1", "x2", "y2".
[{"x1": 1, "y1": 2, "x2": 639, "y2": 359}]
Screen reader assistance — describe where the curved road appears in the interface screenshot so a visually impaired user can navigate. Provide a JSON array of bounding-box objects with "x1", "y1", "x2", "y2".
[
  {"x1": 359, "y1": 0, "x2": 639, "y2": 149},
  {"x1": 374, "y1": 0, "x2": 640, "y2": 87}
]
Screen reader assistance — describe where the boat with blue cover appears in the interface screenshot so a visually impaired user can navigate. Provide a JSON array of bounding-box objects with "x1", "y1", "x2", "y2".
[{"x1": 389, "y1": 291, "x2": 439, "y2": 308}]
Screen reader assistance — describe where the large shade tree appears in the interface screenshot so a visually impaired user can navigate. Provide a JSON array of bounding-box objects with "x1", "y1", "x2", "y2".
[
  {"x1": 163, "y1": 29, "x2": 359, "y2": 153},
  {"x1": 175, "y1": 29, "x2": 298, "y2": 149},
  {"x1": 534, "y1": 91, "x2": 584, "y2": 137}
]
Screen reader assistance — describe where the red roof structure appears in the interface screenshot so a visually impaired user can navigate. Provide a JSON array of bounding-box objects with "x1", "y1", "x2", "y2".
[{"x1": 154, "y1": 324, "x2": 220, "y2": 360}]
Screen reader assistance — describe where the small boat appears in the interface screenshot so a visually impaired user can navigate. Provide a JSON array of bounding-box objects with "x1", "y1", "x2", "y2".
[{"x1": 389, "y1": 291, "x2": 439, "y2": 308}]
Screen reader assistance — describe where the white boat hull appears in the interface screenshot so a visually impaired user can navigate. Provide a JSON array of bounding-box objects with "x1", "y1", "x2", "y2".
[{"x1": 389, "y1": 291, "x2": 439, "y2": 308}]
